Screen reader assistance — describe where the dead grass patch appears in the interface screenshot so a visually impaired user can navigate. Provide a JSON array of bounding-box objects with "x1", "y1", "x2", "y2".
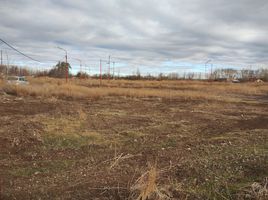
[
  {"x1": 2, "y1": 78, "x2": 267, "y2": 103},
  {"x1": 40, "y1": 114, "x2": 106, "y2": 149},
  {"x1": 238, "y1": 178, "x2": 268, "y2": 200},
  {"x1": 78, "y1": 79, "x2": 268, "y2": 95},
  {"x1": 2, "y1": 82, "x2": 247, "y2": 103},
  {"x1": 131, "y1": 165, "x2": 169, "y2": 200}
]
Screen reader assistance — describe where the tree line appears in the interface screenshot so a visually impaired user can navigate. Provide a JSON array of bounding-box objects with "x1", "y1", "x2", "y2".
[{"x1": 1, "y1": 62, "x2": 268, "y2": 82}]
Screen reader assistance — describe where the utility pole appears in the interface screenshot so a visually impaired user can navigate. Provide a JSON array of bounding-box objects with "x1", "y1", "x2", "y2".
[
  {"x1": 1, "y1": 50, "x2": 2, "y2": 66},
  {"x1": 6, "y1": 51, "x2": 9, "y2": 76},
  {"x1": 65, "y1": 53, "x2": 68, "y2": 82},
  {"x1": 57, "y1": 46, "x2": 68, "y2": 82},
  {"x1": 99, "y1": 59, "x2": 102, "y2": 86},
  {"x1": 210, "y1": 63, "x2": 213, "y2": 80},
  {"x1": 108, "y1": 55, "x2": 111, "y2": 81},
  {"x1": 112, "y1": 61, "x2": 115, "y2": 79}
]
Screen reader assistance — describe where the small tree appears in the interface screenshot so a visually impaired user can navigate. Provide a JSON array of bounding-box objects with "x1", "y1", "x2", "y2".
[{"x1": 49, "y1": 61, "x2": 71, "y2": 78}]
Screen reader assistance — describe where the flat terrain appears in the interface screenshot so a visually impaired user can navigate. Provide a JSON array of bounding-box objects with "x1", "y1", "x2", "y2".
[{"x1": 0, "y1": 79, "x2": 268, "y2": 199}]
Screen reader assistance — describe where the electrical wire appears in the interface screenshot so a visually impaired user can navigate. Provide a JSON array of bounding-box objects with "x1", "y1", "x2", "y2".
[{"x1": 0, "y1": 38, "x2": 41, "y2": 62}]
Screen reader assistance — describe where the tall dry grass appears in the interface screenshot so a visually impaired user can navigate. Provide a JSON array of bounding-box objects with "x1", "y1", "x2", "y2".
[
  {"x1": 131, "y1": 165, "x2": 163, "y2": 200},
  {"x1": 1, "y1": 77, "x2": 267, "y2": 102},
  {"x1": 77, "y1": 79, "x2": 268, "y2": 96},
  {"x1": 2, "y1": 83, "x2": 239, "y2": 102}
]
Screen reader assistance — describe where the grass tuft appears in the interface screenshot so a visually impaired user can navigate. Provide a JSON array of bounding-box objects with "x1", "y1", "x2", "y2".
[{"x1": 131, "y1": 164, "x2": 168, "y2": 200}]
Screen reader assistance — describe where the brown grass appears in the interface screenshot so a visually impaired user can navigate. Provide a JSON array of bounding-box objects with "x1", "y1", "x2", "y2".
[
  {"x1": 77, "y1": 79, "x2": 268, "y2": 95},
  {"x1": 1, "y1": 77, "x2": 268, "y2": 102},
  {"x1": 131, "y1": 165, "x2": 164, "y2": 200},
  {"x1": 239, "y1": 178, "x2": 268, "y2": 200},
  {"x1": 1, "y1": 83, "x2": 235, "y2": 102},
  {"x1": 1, "y1": 77, "x2": 267, "y2": 199}
]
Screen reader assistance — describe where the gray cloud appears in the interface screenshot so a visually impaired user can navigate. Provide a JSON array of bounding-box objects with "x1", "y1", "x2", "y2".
[{"x1": 1, "y1": 0, "x2": 268, "y2": 74}]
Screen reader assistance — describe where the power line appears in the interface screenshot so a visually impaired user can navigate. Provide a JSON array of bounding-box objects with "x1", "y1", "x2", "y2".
[{"x1": 0, "y1": 38, "x2": 41, "y2": 62}]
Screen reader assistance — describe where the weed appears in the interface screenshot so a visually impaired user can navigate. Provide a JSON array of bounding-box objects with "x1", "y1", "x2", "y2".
[
  {"x1": 131, "y1": 164, "x2": 169, "y2": 200},
  {"x1": 238, "y1": 178, "x2": 268, "y2": 200}
]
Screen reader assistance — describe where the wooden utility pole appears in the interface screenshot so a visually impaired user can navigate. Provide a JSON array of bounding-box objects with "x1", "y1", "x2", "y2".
[
  {"x1": 108, "y1": 55, "x2": 110, "y2": 81},
  {"x1": 112, "y1": 62, "x2": 115, "y2": 79},
  {"x1": 65, "y1": 53, "x2": 68, "y2": 82},
  {"x1": 1, "y1": 50, "x2": 2, "y2": 66},
  {"x1": 99, "y1": 59, "x2": 102, "y2": 86},
  {"x1": 6, "y1": 51, "x2": 9, "y2": 76}
]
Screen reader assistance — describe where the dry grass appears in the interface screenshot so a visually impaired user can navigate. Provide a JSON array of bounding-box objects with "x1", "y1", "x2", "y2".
[
  {"x1": 250, "y1": 179, "x2": 268, "y2": 200},
  {"x1": 131, "y1": 165, "x2": 164, "y2": 200},
  {"x1": 3, "y1": 83, "x2": 101, "y2": 99},
  {"x1": 1, "y1": 77, "x2": 267, "y2": 199},
  {"x1": 78, "y1": 79, "x2": 268, "y2": 95},
  {"x1": 1, "y1": 78, "x2": 267, "y2": 103},
  {"x1": 1, "y1": 83, "x2": 234, "y2": 102},
  {"x1": 239, "y1": 178, "x2": 268, "y2": 200},
  {"x1": 40, "y1": 112, "x2": 106, "y2": 150}
]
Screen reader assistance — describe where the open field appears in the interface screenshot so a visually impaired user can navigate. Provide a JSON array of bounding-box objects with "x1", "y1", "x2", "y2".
[{"x1": 0, "y1": 78, "x2": 268, "y2": 199}]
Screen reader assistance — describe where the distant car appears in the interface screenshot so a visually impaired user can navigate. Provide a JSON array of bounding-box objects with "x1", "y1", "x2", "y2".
[
  {"x1": 6, "y1": 76, "x2": 29, "y2": 85},
  {"x1": 232, "y1": 79, "x2": 240, "y2": 83}
]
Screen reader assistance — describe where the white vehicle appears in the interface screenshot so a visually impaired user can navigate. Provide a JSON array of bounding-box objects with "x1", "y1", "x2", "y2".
[
  {"x1": 7, "y1": 76, "x2": 29, "y2": 85},
  {"x1": 232, "y1": 79, "x2": 240, "y2": 83}
]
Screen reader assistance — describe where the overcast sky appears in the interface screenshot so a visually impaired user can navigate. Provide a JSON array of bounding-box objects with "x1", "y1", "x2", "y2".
[{"x1": 1, "y1": 0, "x2": 268, "y2": 75}]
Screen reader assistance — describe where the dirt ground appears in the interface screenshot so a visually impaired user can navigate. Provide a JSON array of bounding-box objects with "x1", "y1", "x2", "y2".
[{"x1": 0, "y1": 83, "x2": 268, "y2": 199}]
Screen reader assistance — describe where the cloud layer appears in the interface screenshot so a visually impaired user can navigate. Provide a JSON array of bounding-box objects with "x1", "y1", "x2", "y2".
[{"x1": 1, "y1": 0, "x2": 268, "y2": 73}]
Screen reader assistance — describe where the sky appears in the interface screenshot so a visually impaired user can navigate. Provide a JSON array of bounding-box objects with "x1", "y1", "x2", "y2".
[{"x1": 0, "y1": 0, "x2": 268, "y2": 75}]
